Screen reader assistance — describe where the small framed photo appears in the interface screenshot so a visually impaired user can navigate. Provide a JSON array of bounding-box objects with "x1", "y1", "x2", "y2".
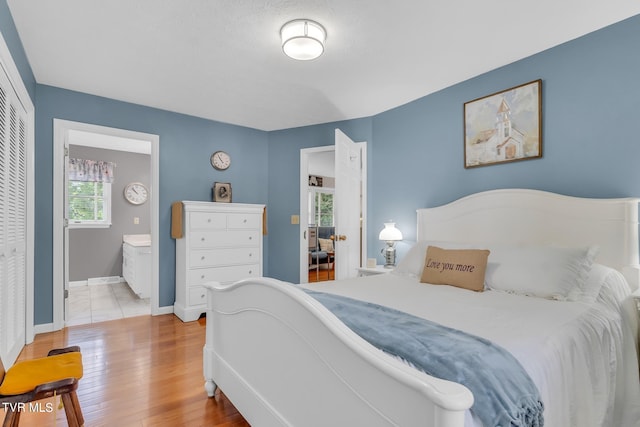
[{"x1": 212, "y1": 182, "x2": 232, "y2": 203}]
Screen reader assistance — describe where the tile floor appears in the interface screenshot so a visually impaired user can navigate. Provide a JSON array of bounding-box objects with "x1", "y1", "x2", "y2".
[{"x1": 66, "y1": 281, "x2": 151, "y2": 326}]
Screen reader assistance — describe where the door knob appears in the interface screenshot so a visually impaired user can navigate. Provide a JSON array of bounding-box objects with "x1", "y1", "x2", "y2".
[{"x1": 337, "y1": 235, "x2": 347, "y2": 241}]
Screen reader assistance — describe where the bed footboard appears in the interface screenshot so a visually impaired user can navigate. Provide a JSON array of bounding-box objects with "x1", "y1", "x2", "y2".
[{"x1": 203, "y1": 278, "x2": 473, "y2": 427}]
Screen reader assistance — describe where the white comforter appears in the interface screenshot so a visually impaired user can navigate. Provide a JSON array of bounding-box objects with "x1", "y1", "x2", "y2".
[{"x1": 303, "y1": 267, "x2": 640, "y2": 427}]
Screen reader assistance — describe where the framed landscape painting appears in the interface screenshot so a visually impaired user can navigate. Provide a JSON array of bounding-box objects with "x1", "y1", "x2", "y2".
[{"x1": 464, "y1": 80, "x2": 542, "y2": 168}]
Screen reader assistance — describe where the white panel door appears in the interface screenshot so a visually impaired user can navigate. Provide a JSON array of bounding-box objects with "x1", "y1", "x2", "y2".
[{"x1": 334, "y1": 129, "x2": 362, "y2": 280}]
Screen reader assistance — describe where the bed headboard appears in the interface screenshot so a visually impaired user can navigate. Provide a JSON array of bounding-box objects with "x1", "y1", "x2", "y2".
[{"x1": 417, "y1": 189, "x2": 640, "y2": 290}]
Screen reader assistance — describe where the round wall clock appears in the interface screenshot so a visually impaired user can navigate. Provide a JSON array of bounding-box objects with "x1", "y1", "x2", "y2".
[
  {"x1": 210, "y1": 150, "x2": 231, "y2": 171},
  {"x1": 124, "y1": 182, "x2": 149, "y2": 205}
]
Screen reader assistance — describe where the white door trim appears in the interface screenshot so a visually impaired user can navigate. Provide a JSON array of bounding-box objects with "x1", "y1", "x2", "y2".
[
  {"x1": 299, "y1": 145, "x2": 333, "y2": 283},
  {"x1": 53, "y1": 119, "x2": 160, "y2": 330},
  {"x1": 299, "y1": 139, "x2": 367, "y2": 283},
  {"x1": 358, "y1": 141, "x2": 368, "y2": 270}
]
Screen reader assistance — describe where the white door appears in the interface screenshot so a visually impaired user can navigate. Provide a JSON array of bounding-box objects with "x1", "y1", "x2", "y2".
[
  {"x1": 334, "y1": 129, "x2": 365, "y2": 280},
  {"x1": 0, "y1": 65, "x2": 28, "y2": 366}
]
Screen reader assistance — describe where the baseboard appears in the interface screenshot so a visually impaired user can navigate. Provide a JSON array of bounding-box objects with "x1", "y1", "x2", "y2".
[
  {"x1": 69, "y1": 280, "x2": 87, "y2": 288},
  {"x1": 154, "y1": 305, "x2": 175, "y2": 316},
  {"x1": 87, "y1": 276, "x2": 124, "y2": 286},
  {"x1": 34, "y1": 322, "x2": 55, "y2": 335}
]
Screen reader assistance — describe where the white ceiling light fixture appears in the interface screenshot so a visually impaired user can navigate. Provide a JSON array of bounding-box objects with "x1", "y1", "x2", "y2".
[{"x1": 280, "y1": 19, "x2": 326, "y2": 61}]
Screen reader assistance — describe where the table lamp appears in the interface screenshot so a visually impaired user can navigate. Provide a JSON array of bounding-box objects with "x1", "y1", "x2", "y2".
[{"x1": 379, "y1": 222, "x2": 402, "y2": 268}]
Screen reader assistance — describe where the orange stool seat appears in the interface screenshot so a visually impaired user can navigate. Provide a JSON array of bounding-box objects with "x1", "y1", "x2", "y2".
[{"x1": 0, "y1": 346, "x2": 84, "y2": 427}]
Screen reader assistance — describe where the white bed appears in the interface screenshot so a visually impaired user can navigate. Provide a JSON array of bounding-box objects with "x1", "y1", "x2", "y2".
[{"x1": 203, "y1": 189, "x2": 640, "y2": 427}]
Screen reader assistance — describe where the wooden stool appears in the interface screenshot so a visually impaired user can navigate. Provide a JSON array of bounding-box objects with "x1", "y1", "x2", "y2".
[{"x1": 0, "y1": 346, "x2": 84, "y2": 427}]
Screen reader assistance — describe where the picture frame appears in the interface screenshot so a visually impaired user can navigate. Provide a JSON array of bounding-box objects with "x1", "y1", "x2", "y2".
[
  {"x1": 308, "y1": 175, "x2": 323, "y2": 187},
  {"x1": 212, "y1": 182, "x2": 232, "y2": 203},
  {"x1": 464, "y1": 79, "x2": 542, "y2": 168}
]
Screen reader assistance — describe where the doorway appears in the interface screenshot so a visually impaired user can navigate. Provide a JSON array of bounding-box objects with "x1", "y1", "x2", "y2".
[
  {"x1": 299, "y1": 130, "x2": 367, "y2": 283},
  {"x1": 52, "y1": 120, "x2": 160, "y2": 330},
  {"x1": 307, "y1": 151, "x2": 336, "y2": 283},
  {"x1": 67, "y1": 141, "x2": 151, "y2": 325}
]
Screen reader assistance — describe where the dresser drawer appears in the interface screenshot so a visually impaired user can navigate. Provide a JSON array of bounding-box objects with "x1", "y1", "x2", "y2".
[
  {"x1": 227, "y1": 214, "x2": 261, "y2": 229},
  {"x1": 189, "y1": 212, "x2": 227, "y2": 230},
  {"x1": 189, "y1": 247, "x2": 259, "y2": 268},
  {"x1": 189, "y1": 286, "x2": 208, "y2": 307},
  {"x1": 190, "y1": 230, "x2": 260, "y2": 248},
  {"x1": 189, "y1": 264, "x2": 260, "y2": 285}
]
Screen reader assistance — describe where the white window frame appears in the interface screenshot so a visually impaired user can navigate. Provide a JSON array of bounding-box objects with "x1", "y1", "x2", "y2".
[
  {"x1": 308, "y1": 187, "x2": 335, "y2": 227},
  {"x1": 68, "y1": 181, "x2": 112, "y2": 229}
]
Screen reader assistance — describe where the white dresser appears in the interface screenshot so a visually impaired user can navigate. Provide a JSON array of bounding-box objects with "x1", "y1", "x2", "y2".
[{"x1": 175, "y1": 201, "x2": 264, "y2": 321}]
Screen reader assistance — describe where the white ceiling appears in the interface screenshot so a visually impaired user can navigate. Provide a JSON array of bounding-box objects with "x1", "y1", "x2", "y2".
[{"x1": 7, "y1": 1, "x2": 640, "y2": 131}]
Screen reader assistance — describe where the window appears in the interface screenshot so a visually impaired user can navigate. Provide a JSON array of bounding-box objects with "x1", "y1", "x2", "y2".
[
  {"x1": 68, "y1": 180, "x2": 112, "y2": 228},
  {"x1": 308, "y1": 188, "x2": 334, "y2": 226}
]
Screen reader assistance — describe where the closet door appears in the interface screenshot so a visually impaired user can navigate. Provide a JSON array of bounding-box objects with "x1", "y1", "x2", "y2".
[{"x1": 0, "y1": 63, "x2": 27, "y2": 366}]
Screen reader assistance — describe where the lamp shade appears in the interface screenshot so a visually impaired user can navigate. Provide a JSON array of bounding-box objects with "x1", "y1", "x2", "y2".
[
  {"x1": 281, "y1": 19, "x2": 326, "y2": 61},
  {"x1": 378, "y1": 222, "x2": 402, "y2": 241}
]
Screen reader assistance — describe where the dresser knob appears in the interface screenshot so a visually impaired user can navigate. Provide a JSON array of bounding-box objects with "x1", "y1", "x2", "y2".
[
  {"x1": 201, "y1": 256, "x2": 205, "y2": 260},
  {"x1": 201, "y1": 294, "x2": 205, "y2": 299},
  {"x1": 207, "y1": 218, "x2": 211, "y2": 223},
  {"x1": 248, "y1": 270, "x2": 252, "y2": 274},
  {"x1": 249, "y1": 236, "x2": 252, "y2": 240},
  {"x1": 201, "y1": 237, "x2": 205, "y2": 241},
  {"x1": 201, "y1": 274, "x2": 205, "y2": 279},
  {"x1": 249, "y1": 253, "x2": 252, "y2": 257},
  {"x1": 243, "y1": 219, "x2": 247, "y2": 223}
]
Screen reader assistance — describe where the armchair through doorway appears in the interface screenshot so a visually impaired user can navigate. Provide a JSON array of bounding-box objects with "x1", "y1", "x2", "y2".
[{"x1": 308, "y1": 226, "x2": 335, "y2": 282}]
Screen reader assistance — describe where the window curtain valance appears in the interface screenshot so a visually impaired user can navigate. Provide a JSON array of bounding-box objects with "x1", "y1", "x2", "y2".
[{"x1": 68, "y1": 158, "x2": 115, "y2": 183}]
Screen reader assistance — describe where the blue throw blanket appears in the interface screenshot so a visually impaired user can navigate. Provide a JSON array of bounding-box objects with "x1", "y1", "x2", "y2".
[{"x1": 305, "y1": 290, "x2": 544, "y2": 427}]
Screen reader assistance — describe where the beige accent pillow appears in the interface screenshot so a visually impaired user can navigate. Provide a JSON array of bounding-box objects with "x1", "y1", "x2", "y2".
[
  {"x1": 318, "y1": 238, "x2": 334, "y2": 252},
  {"x1": 420, "y1": 246, "x2": 490, "y2": 292}
]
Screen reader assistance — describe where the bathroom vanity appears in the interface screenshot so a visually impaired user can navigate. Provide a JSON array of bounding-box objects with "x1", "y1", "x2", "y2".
[{"x1": 122, "y1": 234, "x2": 151, "y2": 299}]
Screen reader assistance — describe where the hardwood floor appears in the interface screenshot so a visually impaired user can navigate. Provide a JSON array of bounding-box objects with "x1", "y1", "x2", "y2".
[
  {"x1": 3, "y1": 315, "x2": 250, "y2": 426},
  {"x1": 308, "y1": 266, "x2": 334, "y2": 283}
]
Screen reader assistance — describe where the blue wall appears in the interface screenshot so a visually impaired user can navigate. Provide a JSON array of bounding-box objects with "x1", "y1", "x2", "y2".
[
  {"x1": 368, "y1": 14, "x2": 640, "y2": 261},
  {"x1": 0, "y1": 0, "x2": 34, "y2": 101},
  {"x1": 268, "y1": 13, "x2": 640, "y2": 274},
  {"x1": 267, "y1": 119, "x2": 373, "y2": 283},
  {"x1": 2, "y1": 3, "x2": 640, "y2": 324},
  {"x1": 34, "y1": 85, "x2": 269, "y2": 324}
]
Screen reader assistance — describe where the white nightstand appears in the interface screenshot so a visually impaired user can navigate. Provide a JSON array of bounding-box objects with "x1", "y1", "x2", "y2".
[{"x1": 357, "y1": 265, "x2": 393, "y2": 277}]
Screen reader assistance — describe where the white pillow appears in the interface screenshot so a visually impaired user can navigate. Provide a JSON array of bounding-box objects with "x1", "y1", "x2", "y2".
[
  {"x1": 485, "y1": 245, "x2": 599, "y2": 301},
  {"x1": 393, "y1": 241, "x2": 430, "y2": 277},
  {"x1": 572, "y1": 262, "x2": 614, "y2": 303}
]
